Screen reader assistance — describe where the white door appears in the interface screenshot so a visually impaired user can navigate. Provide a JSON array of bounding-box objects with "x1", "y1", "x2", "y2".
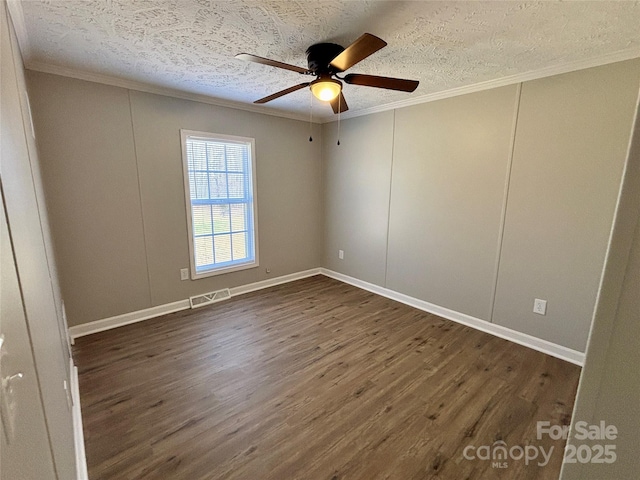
[
  {"x1": 1, "y1": 1, "x2": 77, "y2": 478},
  {"x1": 1, "y1": 189, "x2": 57, "y2": 479}
]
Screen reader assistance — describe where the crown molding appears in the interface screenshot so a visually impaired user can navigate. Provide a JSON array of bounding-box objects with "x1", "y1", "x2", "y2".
[
  {"x1": 325, "y1": 47, "x2": 640, "y2": 123},
  {"x1": 25, "y1": 61, "x2": 322, "y2": 124},
  {"x1": 25, "y1": 46, "x2": 640, "y2": 126},
  {"x1": 6, "y1": 0, "x2": 30, "y2": 59}
]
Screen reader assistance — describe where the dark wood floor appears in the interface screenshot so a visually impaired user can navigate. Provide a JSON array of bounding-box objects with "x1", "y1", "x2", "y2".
[{"x1": 74, "y1": 275, "x2": 580, "y2": 480}]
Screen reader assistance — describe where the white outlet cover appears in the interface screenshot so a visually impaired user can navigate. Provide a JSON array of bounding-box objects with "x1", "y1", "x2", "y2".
[
  {"x1": 338, "y1": 250, "x2": 344, "y2": 260},
  {"x1": 180, "y1": 268, "x2": 189, "y2": 280},
  {"x1": 533, "y1": 298, "x2": 547, "y2": 315}
]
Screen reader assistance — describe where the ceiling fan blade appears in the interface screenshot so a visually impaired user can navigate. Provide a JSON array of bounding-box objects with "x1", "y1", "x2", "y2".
[
  {"x1": 330, "y1": 92, "x2": 349, "y2": 114},
  {"x1": 344, "y1": 74, "x2": 419, "y2": 92},
  {"x1": 236, "y1": 53, "x2": 309, "y2": 74},
  {"x1": 254, "y1": 83, "x2": 310, "y2": 104},
  {"x1": 329, "y1": 33, "x2": 387, "y2": 72}
]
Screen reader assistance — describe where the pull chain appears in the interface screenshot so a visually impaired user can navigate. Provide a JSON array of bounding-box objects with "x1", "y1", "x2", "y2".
[
  {"x1": 309, "y1": 93, "x2": 313, "y2": 142},
  {"x1": 337, "y1": 94, "x2": 341, "y2": 146}
]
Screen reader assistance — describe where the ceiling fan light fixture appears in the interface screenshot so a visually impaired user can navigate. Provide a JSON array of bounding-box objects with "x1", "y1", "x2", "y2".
[{"x1": 310, "y1": 77, "x2": 342, "y2": 101}]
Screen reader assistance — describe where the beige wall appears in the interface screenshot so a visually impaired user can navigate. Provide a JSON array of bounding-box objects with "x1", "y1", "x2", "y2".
[
  {"x1": 492, "y1": 61, "x2": 640, "y2": 350},
  {"x1": 27, "y1": 71, "x2": 323, "y2": 326},
  {"x1": 26, "y1": 73, "x2": 151, "y2": 325},
  {"x1": 387, "y1": 85, "x2": 518, "y2": 320},
  {"x1": 322, "y1": 111, "x2": 394, "y2": 285},
  {"x1": 27, "y1": 60, "x2": 640, "y2": 352},
  {"x1": 561, "y1": 96, "x2": 640, "y2": 479},
  {"x1": 322, "y1": 60, "x2": 640, "y2": 352}
]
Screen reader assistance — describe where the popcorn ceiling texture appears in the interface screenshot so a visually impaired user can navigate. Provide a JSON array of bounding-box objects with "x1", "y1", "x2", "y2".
[{"x1": 21, "y1": 0, "x2": 640, "y2": 118}]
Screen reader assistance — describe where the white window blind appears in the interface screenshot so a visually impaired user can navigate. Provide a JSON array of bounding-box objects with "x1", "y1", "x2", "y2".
[{"x1": 181, "y1": 130, "x2": 258, "y2": 278}]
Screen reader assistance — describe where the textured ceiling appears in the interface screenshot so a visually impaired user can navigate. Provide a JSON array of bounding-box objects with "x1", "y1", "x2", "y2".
[{"x1": 18, "y1": 1, "x2": 640, "y2": 120}]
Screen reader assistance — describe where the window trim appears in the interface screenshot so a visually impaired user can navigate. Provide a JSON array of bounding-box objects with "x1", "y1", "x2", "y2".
[{"x1": 180, "y1": 129, "x2": 259, "y2": 280}]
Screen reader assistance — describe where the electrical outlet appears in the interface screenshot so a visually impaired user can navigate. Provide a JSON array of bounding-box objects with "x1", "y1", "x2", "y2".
[
  {"x1": 266, "y1": 268, "x2": 271, "y2": 274},
  {"x1": 533, "y1": 298, "x2": 547, "y2": 315},
  {"x1": 338, "y1": 250, "x2": 344, "y2": 260},
  {"x1": 180, "y1": 268, "x2": 189, "y2": 281}
]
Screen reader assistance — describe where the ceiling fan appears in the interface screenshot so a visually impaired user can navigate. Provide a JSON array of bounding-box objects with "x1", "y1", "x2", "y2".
[{"x1": 236, "y1": 33, "x2": 419, "y2": 114}]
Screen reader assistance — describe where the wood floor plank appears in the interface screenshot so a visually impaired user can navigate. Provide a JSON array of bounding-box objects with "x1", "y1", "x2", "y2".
[{"x1": 74, "y1": 275, "x2": 580, "y2": 479}]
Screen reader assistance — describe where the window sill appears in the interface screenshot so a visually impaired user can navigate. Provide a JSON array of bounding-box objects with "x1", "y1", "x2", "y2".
[{"x1": 190, "y1": 260, "x2": 259, "y2": 280}]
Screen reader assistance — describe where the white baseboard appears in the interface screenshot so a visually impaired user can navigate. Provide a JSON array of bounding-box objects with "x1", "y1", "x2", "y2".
[
  {"x1": 68, "y1": 268, "x2": 323, "y2": 340},
  {"x1": 70, "y1": 359, "x2": 88, "y2": 480},
  {"x1": 319, "y1": 268, "x2": 585, "y2": 366},
  {"x1": 68, "y1": 299, "x2": 191, "y2": 340},
  {"x1": 67, "y1": 266, "x2": 584, "y2": 365},
  {"x1": 230, "y1": 268, "x2": 321, "y2": 296}
]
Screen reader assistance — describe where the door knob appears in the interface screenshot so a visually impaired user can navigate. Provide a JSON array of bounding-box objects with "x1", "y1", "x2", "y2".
[
  {"x1": 1, "y1": 332, "x2": 24, "y2": 445},
  {"x1": 1, "y1": 371, "x2": 24, "y2": 444},
  {"x1": 6, "y1": 372, "x2": 23, "y2": 383}
]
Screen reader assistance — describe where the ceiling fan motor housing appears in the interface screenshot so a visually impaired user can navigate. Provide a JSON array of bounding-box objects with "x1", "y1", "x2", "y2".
[{"x1": 306, "y1": 43, "x2": 345, "y2": 74}]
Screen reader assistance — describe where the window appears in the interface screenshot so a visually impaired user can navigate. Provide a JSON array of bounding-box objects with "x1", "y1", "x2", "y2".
[{"x1": 181, "y1": 130, "x2": 258, "y2": 279}]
